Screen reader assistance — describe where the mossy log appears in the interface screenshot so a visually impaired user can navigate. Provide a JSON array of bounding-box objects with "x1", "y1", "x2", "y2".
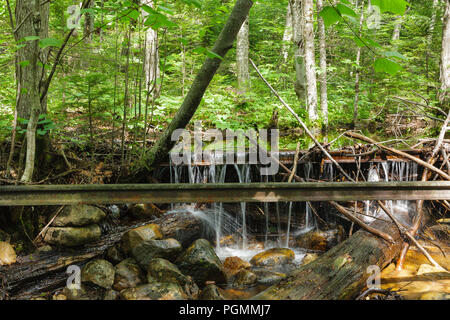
[
  {"x1": 253, "y1": 220, "x2": 402, "y2": 300},
  {"x1": 0, "y1": 212, "x2": 203, "y2": 299}
]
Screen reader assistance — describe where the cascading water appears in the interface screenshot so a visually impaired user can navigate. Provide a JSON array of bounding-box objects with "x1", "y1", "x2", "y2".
[{"x1": 233, "y1": 164, "x2": 251, "y2": 249}]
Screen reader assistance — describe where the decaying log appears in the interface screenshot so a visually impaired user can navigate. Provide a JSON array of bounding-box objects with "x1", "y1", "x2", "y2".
[
  {"x1": 0, "y1": 212, "x2": 203, "y2": 299},
  {"x1": 253, "y1": 219, "x2": 402, "y2": 300}
]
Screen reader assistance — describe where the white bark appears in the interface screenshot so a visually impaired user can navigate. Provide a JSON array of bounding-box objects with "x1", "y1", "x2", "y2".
[
  {"x1": 291, "y1": 0, "x2": 306, "y2": 100},
  {"x1": 303, "y1": 0, "x2": 318, "y2": 121},
  {"x1": 317, "y1": 0, "x2": 328, "y2": 130},
  {"x1": 441, "y1": 0, "x2": 450, "y2": 105},
  {"x1": 353, "y1": 0, "x2": 364, "y2": 127},
  {"x1": 143, "y1": 0, "x2": 161, "y2": 99},
  {"x1": 236, "y1": 16, "x2": 250, "y2": 91},
  {"x1": 392, "y1": 16, "x2": 402, "y2": 41},
  {"x1": 281, "y1": 4, "x2": 293, "y2": 63}
]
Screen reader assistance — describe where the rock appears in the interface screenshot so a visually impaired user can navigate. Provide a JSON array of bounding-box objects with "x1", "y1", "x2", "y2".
[
  {"x1": 223, "y1": 256, "x2": 251, "y2": 276},
  {"x1": 61, "y1": 286, "x2": 90, "y2": 300},
  {"x1": 198, "y1": 284, "x2": 225, "y2": 300},
  {"x1": 147, "y1": 258, "x2": 199, "y2": 299},
  {"x1": 176, "y1": 239, "x2": 227, "y2": 287},
  {"x1": 254, "y1": 270, "x2": 287, "y2": 285},
  {"x1": 419, "y1": 291, "x2": 450, "y2": 300},
  {"x1": 113, "y1": 258, "x2": 143, "y2": 291},
  {"x1": 129, "y1": 204, "x2": 162, "y2": 219},
  {"x1": 120, "y1": 283, "x2": 187, "y2": 300},
  {"x1": 121, "y1": 224, "x2": 163, "y2": 255},
  {"x1": 0, "y1": 229, "x2": 10, "y2": 243},
  {"x1": 43, "y1": 224, "x2": 101, "y2": 247},
  {"x1": 232, "y1": 269, "x2": 257, "y2": 288},
  {"x1": 81, "y1": 259, "x2": 115, "y2": 289},
  {"x1": 52, "y1": 205, "x2": 106, "y2": 227},
  {"x1": 249, "y1": 248, "x2": 295, "y2": 267},
  {"x1": 104, "y1": 289, "x2": 120, "y2": 300},
  {"x1": 106, "y1": 245, "x2": 125, "y2": 264},
  {"x1": 416, "y1": 264, "x2": 448, "y2": 275},
  {"x1": 0, "y1": 241, "x2": 16, "y2": 266},
  {"x1": 295, "y1": 229, "x2": 343, "y2": 251},
  {"x1": 300, "y1": 253, "x2": 320, "y2": 266},
  {"x1": 130, "y1": 238, "x2": 182, "y2": 268}
]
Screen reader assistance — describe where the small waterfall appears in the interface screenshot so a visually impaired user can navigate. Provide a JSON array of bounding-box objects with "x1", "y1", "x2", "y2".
[
  {"x1": 233, "y1": 164, "x2": 251, "y2": 249},
  {"x1": 303, "y1": 163, "x2": 315, "y2": 230}
]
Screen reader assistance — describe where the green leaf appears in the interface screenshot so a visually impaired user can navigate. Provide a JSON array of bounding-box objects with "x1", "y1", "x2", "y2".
[
  {"x1": 336, "y1": 3, "x2": 357, "y2": 18},
  {"x1": 319, "y1": 6, "x2": 342, "y2": 27},
  {"x1": 19, "y1": 60, "x2": 30, "y2": 67},
  {"x1": 39, "y1": 37, "x2": 63, "y2": 49},
  {"x1": 374, "y1": 58, "x2": 402, "y2": 75},
  {"x1": 23, "y1": 36, "x2": 40, "y2": 42},
  {"x1": 382, "y1": 51, "x2": 408, "y2": 61},
  {"x1": 371, "y1": 0, "x2": 408, "y2": 15}
]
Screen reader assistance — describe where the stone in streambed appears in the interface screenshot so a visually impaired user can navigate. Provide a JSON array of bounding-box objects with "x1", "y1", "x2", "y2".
[
  {"x1": 130, "y1": 238, "x2": 182, "y2": 268},
  {"x1": 104, "y1": 289, "x2": 120, "y2": 300},
  {"x1": 253, "y1": 269, "x2": 287, "y2": 285},
  {"x1": 81, "y1": 259, "x2": 115, "y2": 289},
  {"x1": 147, "y1": 258, "x2": 199, "y2": 299},
  {"x1": 295, "y1": 228, "x2": 343, "y2": 251},
  {"x1": 176, "y1": 239, "x2": 227, "y2": 287},
  {"x1": 198, "y1": 284, "x2": 225, "y2": 300},
  {"x1": 121, "y1": 224, "x2": 163, "y2": 255},
  {"x1": 250, "y1": 248, "x2": 295, "y2": 267},
  {"x1": 43, "y1": 224, "x2": 101, "y2": 247},
  {"x1": 120, "y1": 283, "x2": 187, "y2": 300},
  {"x1": 232, "y1": 269, "x2": 257, "y2": 288},
  {"x1": 113, "y1": 258, "x2": 143, "y2": 291},
  {"x1": 106, "y1": 245, "x2": 125, "y2": 264},
  {"x1": 0, "y1": 241, "x2": 16, "y2": 266},
  {"x1": 223, "y1": 256, "x2": 251, "y2": 276},
  {"x1": 52, "y1": 205, "x2": 106, "y2": 227}
]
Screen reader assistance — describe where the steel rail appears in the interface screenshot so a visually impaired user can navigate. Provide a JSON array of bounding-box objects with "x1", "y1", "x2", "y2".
[{"x1": 1, "y1": 181, "x2": 450, "y2": 206}]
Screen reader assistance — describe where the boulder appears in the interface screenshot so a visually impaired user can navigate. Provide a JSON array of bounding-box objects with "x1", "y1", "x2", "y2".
[
  {"x1": 249, "y1": 248, "x2": 295, "y2": 267},
  {"x1": 0, "y1": 242, "x2": 16, "y2": 266},
  {"x1": 120, "y1": 283, "x2": 187, "y2": 300},
  {"x1": 130, "y1": 238, "x2": 182, "y2": 268},
  {"x1": 113, "y1": 258, "x2": 143, "y2": 291},
  {"x1": 43, "y1": 224, "x2": 101, "y2": 247},
  {"x1": 121, "y1": 224, "x2": 163, "y2": 255},
  {"x1": 81, "y1": 259, "x2": 115, "y2": 289},
  {"x1": 147, "y1": 258, "x2": 199, "y2": 299},
  {"x1": 198, "y1": 284, "x2": 225, "y2": 300},
  {"x1": 295, "y1": 229, "x2": 343, "y2": 251},
  {"x1": 223, "y1": 256, "x2": 251, "y2": 276},
  {"x1": 61, "y1": 285, "x2": 90, "y2": 300},
  {"x1": 52, "y1": 205, "x2": 106, "y2": 227},
  {"x1": 253, "y1": 269, "x2": 287, "y2": 285},
  {"x1": 129, "y1": 204, "x2": 162, "y2": 219},
  {"x1": 176, "y1": 239, "x2": 227, "y2": 287},
  {"x1": 232, "y1": 269, "x2": 257, "y2": 288}
]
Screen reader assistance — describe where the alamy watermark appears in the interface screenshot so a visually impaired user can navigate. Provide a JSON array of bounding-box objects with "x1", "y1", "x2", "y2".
[
  {"x1": 170, "y1": 122, "x2": 280, "y2": 175},
  {"x1": 66, "y1": 265, "x2": 81, "y2": 290},
  {"x1": 366, "y1": 265, "x2": 381, "y2": 289}
]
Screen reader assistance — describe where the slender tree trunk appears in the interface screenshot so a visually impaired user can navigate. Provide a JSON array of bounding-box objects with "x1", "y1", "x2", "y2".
[
  {"x1": 317, "y1": 0, "x2": 328, "y2": 137},
  {"x1": 142, "y1": 0, "x2": 161, "y2": 100},
  {"x1": 353, "y1": 0, "x2": 364, "y2": 128},
  {"x1": 84, "y1": 0, "x2": 95, "y2": 43},
  {"x1": 303, "y1": 0, "x2": 318, "y2": 121},
  {"x1": 143, "y1": 0, "x2": 254, "y2": 170},
  {"x1": 281, "y1": 4, "x2": 293, "y2": 63},
  {"x1": 291, "y1": 0, "x2": 307, "y2": 101},
  {"x1": 440, "y1": 0, "x2": 450, "y2": 106},
  {"x1": 392, "y1": 16, "x2": 402, "y2": 41},
  {"x1": 236, "y1": 16, "x2": 250, "y2": 91},
  {"x1": 121, "y1": 29, "x2": 132, "y2": 165}
]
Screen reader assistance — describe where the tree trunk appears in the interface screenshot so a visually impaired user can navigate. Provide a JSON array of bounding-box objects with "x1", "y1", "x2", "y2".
[
  {"x1": 142, "y1": 0, "x2": 161, "y2": 100},
  {"x1": 303, "y1": 0, "x2": 319, "y2": 121},
  {"x1": 281, "y1": 4, "x2": 293, "y2": 63},
  {"x1": 353, "y1": 0, "x2": 364, "y2": 128},
  {"x1": 440, "y1": 0, "x2": 450, "y2": 106},
  {"x1": 253, "y1": 219, "x2": 402, "y2": 300},
  {"x1": 143, "y1": 0, "x2": 254, "y2": 170},
  {"x1": 317, "y1": 0, "x2": 328, "y2": 136},
  {"x1": 291, "y1": 0, "x2": 307, "y2": 101},
  {"x1": 83, "y1": 0, "x2": 95, "y2": 43},
  {"x1": 237, "y1": 16, "x2": 250, "y2": 91}
]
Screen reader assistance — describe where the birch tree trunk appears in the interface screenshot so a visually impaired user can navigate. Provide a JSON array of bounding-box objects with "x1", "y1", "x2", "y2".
[
  {"x1": 291, "y1": 0, "x2": 307, "y2": 101},
  {"x1": 353, "y1": 0, "x2": 364, "y2": 128},
  {"x1": 143, "y1": 0, "x2": 161, "y2": 99},
  {"x1": 281, "y1": 4, "x2": 293, "y2": 63},
  {"x1": 317, "y1": 0, "x2": 328, "y2": 134},
  {"x1": 303, "y1": 0, "x2": 318, "y2": 121},
  {"x1": 236, "y1": 16, "x2": 250, "y2": 91},
  {"x1": 440, "y1": 0, "x2": 450, "y2": 105}
]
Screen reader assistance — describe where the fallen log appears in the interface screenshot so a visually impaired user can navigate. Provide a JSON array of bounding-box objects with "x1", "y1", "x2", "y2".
[
  {"x1": 0, "y1": 211, "x2": 203, "y2": 299},
  {"x1": 252, "y1": 219, "x2": 402, "y2": 300}
]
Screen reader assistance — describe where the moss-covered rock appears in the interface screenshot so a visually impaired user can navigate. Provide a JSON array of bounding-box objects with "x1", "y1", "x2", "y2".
[
  {"x1": 113, "y1": 258, "x2": 143, "y2": 291},
  {"x1": 232, "y1": 269, "x2": 257, "y2": 288},
  {"x1": 121, "y1": 224, "x2": 163, "y2": 255},
  {"x1": 81, "y1": 259, "x2": 115, "y2": 289},
  {"x1": 120, "y1": 283, "x2": 188, "y2": 300},
  {"x1": 250, "y1": 248, "x2": 295, "y2": 267},
  {"x1": 131, "y1": 238, "x2": 182, "y2": 267},
  {"x1": 52, "y1": 205, "x2": 106, "y2": 227},
  {"x1": 43, "y1": 224, "x2": 101, "y2": 247},
  {"x1": 198, "y1": 284, "x2": 225, "y2": 300},
  {"x1": 176, "y1": 239, "x2": 227, "y2": 287}
]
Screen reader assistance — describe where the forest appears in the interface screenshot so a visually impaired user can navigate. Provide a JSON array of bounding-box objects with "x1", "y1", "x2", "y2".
[{"x1": 0, "y1": 0, "x2": 449, "y2": 302}]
